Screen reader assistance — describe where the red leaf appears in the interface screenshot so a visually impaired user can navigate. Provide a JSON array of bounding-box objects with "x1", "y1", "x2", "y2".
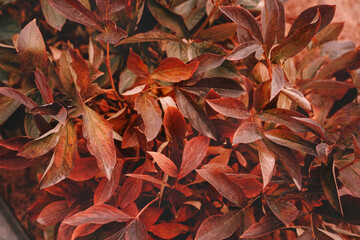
[
  {"x1": 147, "y1": 151, "x2": 178, "y2": 178},
  {"x1": 94, "y1": 161, "x2": 122, "y2": 205},
  {"x1": 196, "y1": 169, "x2": 246, "y2": 207},
  {"x1": 280, "y1": 88, "x2": 311, "y2": 111},
  {"x1": 40, "y1": 0, "x2": 66, "y2": 31},
  {"x1": 71, "y1": 223, "x2": 102, "y2": 240},
  {"x1": 34, "y1": 68, "x2": 54, "y2": 104},
  {"x1": 47, "y1": 0, "x2": 104, "y2": 31},
  {"x1": 64, "y1": 204, "x2": 132, "y2": 225},
  {"x1": 37, "y1": 200, "x2": 73, "y2": 226},
  {"x1": 150, "y1": 223, "x2": 189, "y2": 239},
  {"x1": 125, "y1": 174, "x2": 170, "y2": 187},
  {"x1": 188, "y1": 53, "x2": 225, "y2": 81},
  {"x1": 270, "y1": 64, "x2": 285, "y2": 101},
  {"x1": 253, "y1": 80, "x2": 271, "y2": 112},
  {"x1": 68, "y1": 46, "x2": 91, "y2": 96},
  {"x1": 117, "y1": 177, "x2": 142, "y2": 209},
  {"x1": 31, "y1": 101, "x2": 68, "y2": 124},
  {"x1": 265, "y1": 196, "x2": 299, "y2": 226},
  {"x1": 226, "y1": 41, "x2": 263, "y2": 61},
  {"x1": 151, "y1": 58, "x2": 199, "y2": 83},
  {"x1": 261, "y1": 0, "x2": 279, "y2": 51},
  {"x1": 135, "y1": 93, "x2": 162, "y2": 141},
  {"x1": 18, "y1": 19, "x2": 48, "y2": 73},
  {"x1": 82, "y1": 106, "x2": 117, "y2": 180},
  {"x1": 39, "y1": 120, "x2": 77, "y2": 189},
  {"x1": 163, "y1": 106, "x2": 186, "y2": 141},
  {"x1": 206, "y1": 97, "x2": 250, "y2": 119},
  {"x1": 232, "y1": 122, "x2": 261, "y2": 145},
  {"x1": 240, "y1": 214, "x2": 284, "y2": 238},
  {"x1": 0, "y1": 147, "x2": 47, "y2": 169},
  {"x1": 95, "y1": 20, "x2": 127, "y2": 44},
  {"x1": 256, "y1": 140, "x2": 275, "y2": 188},
  {"x1": 0, "y1": 87, "x2": 37, "y2": 109},
  {"x1": 195, "y1": 210, "x2": 243, "y2": 240},
  {"x1": 139, "y1": 207, "x2": 164, "y2": 230},
  {"x1": 127, "y1": 48, "x2": 150, "y2": 78},
  {"x1": 178, "y1": 136, "x2": 210, "y2": 179},
  {"x1": 96, "y1": 0, "x2": 128, "y2": 18},
  {"x1": 175, "y1": 89, "x2": 217, "y2": 140},
  {"x1": 0, "y1": 137, "x2": 31, "y2": 151},
  {"x1": 68, "y1": 157, "x2": 99, "y2": 181},
  {"x1": 219, "y1": 6, "x2": 263, "y2": 42},
  {"x1": 125, "y1": 220, "x2": 148, "y2": 240}
]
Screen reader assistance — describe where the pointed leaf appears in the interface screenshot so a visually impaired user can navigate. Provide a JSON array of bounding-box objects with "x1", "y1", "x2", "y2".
[
  {"x1": 151, "y1": 58, "x2": 199, "y2": 83},
  {"x1": 261, "y1": 0, "x2": 279, "y2": 51},
  {"x1": 254, "y1": 80, "x2": 271, "y2": 112},
  {"x1": 68, "y1": 46, "x2": 91, "y2": 96},
  {"x1": 163, "y1": 106, "x2": 187, "y2": 141},
  {"x1": 64, "y1": 204, "x2": 132, "y2": 225},
  {"x1": 146, "y1": 0, "x2": 189, "y2": 38},
  {"x1": 195, "y1": 210, "x2": 243, "y2": 240},
  {"x1": 34, "y1": 68, "x2": 54, "y2": 104},
  {"x1": 116, "y1": 30, "x2": 179, "y2": 45},
  {"x1": 265, "y1": 196, "x2": 299, "y2": 226},
  {"x1": 270, "y1": 64, "x2": 285, "y2": 101},
  {"x1": 71, "y1": 224, "x2": 102, "y2": 240},
  {"x1": 47, "y1": 0, "x2": 104, "y2": 31},
  {"x1": 117, "y1": 177, "x2": 142, "y2": 209},
  {"x1": 150, "y1": 223, "x2": 189, "y2": 239},
  {"x1": 40, "y1": 0, "x2": 66, "y2": 31},
  {"x1": 280, "y1": 88, "x2": 311, "y2": 111},
  {"x1": 68, "y1": 157, "x2": 99, "y2": 181},
  {"x1": 179, "y1": 136, "x2": 210, "y2": 179},
  {"x1": 206, "y1": 97, "x2": 250, "y2": 119},
  {"x1": 125, "y1": 220, "x2": 148, "y2": 240},
  {"x1": 175, "y1": 89, "x2": 217, "y2": 140},
  {"x1": 233, "y1": 122, "x2": 261, "y2": 145},
  {"x1": 196, "y1": 169, "x2": 247, "y2": 207},
  {"x1": 95, "y1": 20, "x2": 127, "y2": 44},
  {"x1": 241, "y1": 214, "x2": 284, "y2": 238},
  {"x1": 82, "y1": 106, "x2": 117, "y2": 180},
  {"x1": 37, "y1": 200, "x2": 73, "y2": 226},
  {"x1": 135, "y1": 93, "x2": 162, "y2": 141},
  {"x1": 226, "y1": 41, "x2": 263, "y2": 61},
  {"x1": 125, "y1": 174, "x2": 170, "y2": 187},
  {"x1": 39, "y1": 120, "x2": 77, "y2": 189},
  {"x1": 147, "y1": 151, "x2": 178, "y2": 178},
  {"x1": 0, "y1": 87, "x2": 37, "y2": 109},
  {"x1": 127, "y1": 48, "x2": 149, "y2": 78},
  {"x1": 256, "y1": 140, "x2": 275, "y2": 188}
]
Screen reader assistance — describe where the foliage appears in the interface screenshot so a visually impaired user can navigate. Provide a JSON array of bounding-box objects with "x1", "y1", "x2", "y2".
[{"x1": 0, "y1": 0, "x2": 360, "y2": 239}]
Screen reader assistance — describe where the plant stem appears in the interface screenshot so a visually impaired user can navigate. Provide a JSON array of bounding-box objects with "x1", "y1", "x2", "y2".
[
  {"x1": 105, "y1": 43, "x2": 121, "y2": 100},
  {"x1": 136, "y1": 196, "x2": 160, "y2": 219}
]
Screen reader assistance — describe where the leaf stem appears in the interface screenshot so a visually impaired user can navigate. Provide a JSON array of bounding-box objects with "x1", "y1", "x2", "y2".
[
  {"x1": 105, "y1": 43, "x2": 121, "y2": 100},
  {"x1": 338, "y1": 158, "x2": 360, "y2": 172},
  {"x1": 136, "y1": 196, "x2": 160, "y2": 219}
]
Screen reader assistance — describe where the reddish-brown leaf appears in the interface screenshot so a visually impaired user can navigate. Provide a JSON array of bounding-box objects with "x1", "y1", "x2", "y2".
[
  {"x1": 147, "y1": 151, "x2": 178, "y2": 178},
  {"x1": 40, "y1": 0, "x2": 66, "y2": 31},
  {"x1": 39, "y1": 120, "x2": 77, "y2": 189},
  {"x1": 127, "y1": 48, "x2": 150, "y2": 78},
  {"x1": 280, "y1": 88, "x2": 311, "y2": 111},
  {"x1": 256, "y1": 140, "x2": 275, "y2": 188},
  {"x1": 150, "y1": 222, "x2": 189, "y2": 239},
  {"x1": 163, "y1": 106, "x2": 186, "y2": 141},
  {"x1": 82, "y1": 106, "x2": 117, "y2": 180},
  {"x1": 265, "y1": 196, "x2": 299, "y2": 226},
  {"x1": 68, "y1": 157, "x2": 99, "y2": 181},
  {"x1": 47, "y1": 0, "x2": 104, "y2": 31},
  {"x1": 188, "y1": 53, "x2": 225, "y2": 81},
  {"x1": 178, "y1": 136, "x2": 210, "y2": 179},
  {"x1": 270, "y1": 65, "x2": 285, "y2": 101},
  {"x1": 206, "y1": 97, "x2": 250, "y2": 119},
  {"x1": 226, "y1": 41, "x2": 263, "y2": 61},
  {"x1": 37, "y1": 200, "x2": 73, "y2": 226},
  {"x1": 0, "y1": 147, "x2": 47, "y2": 169},
  {"x1": 261, "y1": 0, "x2": 279, "y2": 51},
  {"x1": 96, "y1": 0, "x2": 128, "y2": 18},
  {"x1": 0, "y1": 137, "x2": 30, "y2": 151},
  {"x1": 34, "y1": 68, "x2": 54, "y2": 104},
  {"x1": 64, "y1": 204, "x2": 132, "y2": 225},
  {"x1": 195, "y1": 210, "x2": 243, "y2": 240},
  {"x1": 71, "y1": 223, "x2": 102, "y2": 240},
  {"x1": 219, "y1": 6, "x2": 263, "y2": 42},
  {"x1": 139, "y1": 207, "x2": 164, "y2": 230},
  {"x1": 95, "y1": 20, "x2": 127, "y2": 44},
  {"x1": 94, "y1": 161, "x2": 122, "y2": 205},
  {"x1": 125, "y1": 174, "x2": 170, "y2": 187},
  {"x1": 117, "y1": 177, "x2": 142, "y2": 209},
  {"x1": 253, "y1": 80, "x2": 271, "y2": 112},
  {"x1": 151, "y1": 58, "x2": 199, "y2": 83},
  {"x1": 125, "y1": 220, "x2": 148, "y2": 240},
  {"x1": 240, "y1": 214, "x2": 284, "y2": 238},
  {"x1": 135, "y1": 93, "x2": 162, "y2": 141},
  {"x1": 0, "y1": 87, "x2": 37, "y2": 109},
  {"x1": 17, "y1": 19, "x2": 48, "y2": 73},
  {"x1": 196, "y1": 169, "x2": 247, "y2": 207},
  {"x1": 175, "y1": 89, "x2": 217, "y2": 140},
  {"x1": 68, "y1": 47, "x2": 91, "y2": 96},
  {"x1": 232, "y1": 122, "x2": 261, "y2": 145}
]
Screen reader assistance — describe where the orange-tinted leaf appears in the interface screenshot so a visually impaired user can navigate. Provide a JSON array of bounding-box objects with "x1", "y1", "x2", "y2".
[
  {"x1": 57, "y1": 207, "x2": 82, "y2": 240},
  {"x1": 240, "y1": 214, "x2": 284, "y2": 238},
  {"x1": 37, "y1": 200, "x2": 73, "y2": 226},
  {"x1": 0, "y1": 87, "x2": 37, "y2": 109},
  {"x1": 94, "y1": 161, "x2": 122, "y2": 205},
  {"x1": 68, "y1": 157, "x2": 99, "y2": 181},
  {"x1": 95, "y1": 20, "x2": 127, "y2": 44},
  {"x1": 151, "y1": 58, "x2": 199, "y2": 83},
  {"x1": 64, "y1": 204, "x2": 132, "y2": 225},
  {"x1": 18, "y1": 19, "x2": 48, "y2": 73},
  {"x1": 163, "y1": 106, "x2": 186, "y2": 141},
  {"x1": 47, "y1": 0, "x2": 104, "y2": 31},
  {"x1": 280, "y1": 88, "x2": 311, "y2": 111},
  {"x1": 139, "y1": 207, "x2": 164, "y2": 230},
  {"x1": 288, "y1": 5, "x2": 335, "y2": 37},
  {"x1": 117, "y1": 177, "x2": 142, "y2": 209},
  {"x1": 320, "y1": 158, "x2": 343, "y2": 215},
  {"x1": 175, "y1": 89, "x2": 217, "y2": 140},
  {"x1": 127, "y1": 48, "x2": 149, "y2": 78},
  {"x1": 270, "y1": 65, "x2": 284, "y2": 101},
  {"x1": 256, "y1": 140, "x2": 275, "y2": 188},
  {"x1": 147, "y1": 151, "x2": 178, "y2": 178},
  {"x1": 265, "y1": 196, "x2": 299, "y2": 226},
  {"x1": 146, "y1": 0, "x2": 189, "y2": 38},
  {"x1": 206, "y1": 97, "x2": 250, "y2": 119},
  {"x1": 178, "y1": 136, "x2": 209, "y2": 179},
  {"x1": 258, "y1": 109, "x2": 308, "y2": 132},
  {"x1": 253, "y1": 80, "x2": 271, "y2": 112},
  {"x1": 0, "y1": 137, "x2": 30, "y2": 151},
  {"x1": 196, "y1": 169, "x2": 246, "y2": 207},
  {"x1": 150, "y1": 222, "x2": 189, "y2": 239},
  {"x1": 226, "y1": 41, "x2": 263, "y2": 61},
  {"x1": 34, "y1": 68, "x2": 54, "y2": 104},
  {"x1": 233, "y1": 122, "x2": 261, "y2": 145},
  {"x1": 96, "y1": 0, "x2": 128, "y2": 18},
  {"x1": 125, "y1": 174, "x2": 170, "y2": 188},
  {"x1": 82, "y1": 106, "x2": 117, "y2": 180},
  {"x1": 135, "y1": 93, "x2": 162, "y2": 141},
  {"x1": 39, "y1": 120, "x2": 77, "y2": 189},
  {"x1": 195, "y1": 210, "x2": 243, "y2": 240},
  {"x1": 68, "y1": 47, "x2": 91, "y2": 96},
  {"x1": 219, "y1": 6, "x2": 263, "y2": 42},
  {"x1": 71, "y1": 223, "x2": 102, "y2": 240},
  {"x1": 264, "y1": 129, "x2": 318, "y2": 156},
  {"x1": 0, "y1": 146, "x2": 47, "y2": 169},
  {"x1": 40, "y1": 0, "x2": 66, "y2": 31}
]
